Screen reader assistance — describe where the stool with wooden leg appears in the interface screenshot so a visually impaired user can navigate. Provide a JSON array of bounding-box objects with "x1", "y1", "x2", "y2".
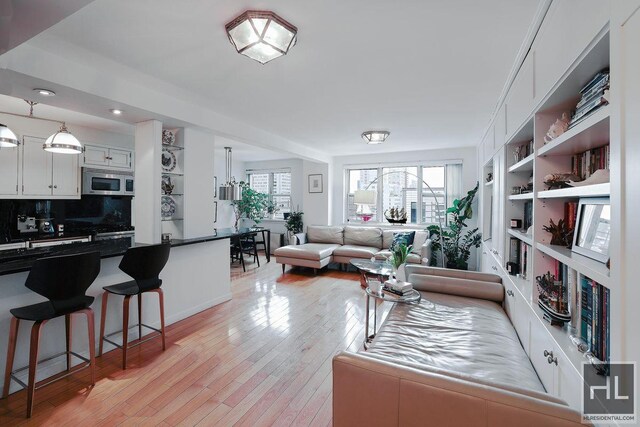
[
  {"x1": 98, "y1": 243, "x2": 170, "y2": 370},
  {"x1": 2, "y1": 252, "x2": 100, "y2": 418}
]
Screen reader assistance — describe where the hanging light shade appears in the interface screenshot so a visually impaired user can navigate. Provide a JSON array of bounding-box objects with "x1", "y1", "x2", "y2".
[
  {"x1": 218, "y1": 147, "x2": 243, "y2": 201},
  {"x1": 0, "y1": 123, "x2": 19, "y2": 148},
  {"x1": 361, "y1": 131, "x2": 390, "y2": 145},
  {"x1": 43, "y1": 122, "x2": 83, "y2": 154},
  {"x1": 225, "y1": 10, "x2": 298, "y2": 64}
]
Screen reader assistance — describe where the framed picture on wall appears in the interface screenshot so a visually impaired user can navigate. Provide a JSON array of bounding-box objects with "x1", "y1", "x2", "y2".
[
  {"x1": 214, "y1": 176, "x2": 218, "y2": 198},
  {"x1": 308, "y1": 174, "x2": 323, "y2": 193},
  {"x1": 214, "y1": 201, "x2": 218, "y2": 223}
]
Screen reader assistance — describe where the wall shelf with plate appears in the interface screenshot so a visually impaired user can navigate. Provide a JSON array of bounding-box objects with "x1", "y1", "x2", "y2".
[{"x1": 161, "y1": 128, "x2": 184, "y2": 239}]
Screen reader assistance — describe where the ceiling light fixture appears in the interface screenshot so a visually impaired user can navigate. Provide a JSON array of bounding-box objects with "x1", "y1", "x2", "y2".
[
  {"x1": 361, "y1": 130, "x2": 390, "y2": 145},
  {"x1": 225, "y1": 10, "x2": 297, "y2": 64},
  {"x1": 33, "y1": 88, "x2": 56, "y2": 96},
  {"x1": 43, "y1": 122, "x2": 83, "y2": 154},
  {"x1": 110, "y1": 109, "x2": 123, "y2": 115},
  {"x1": 218, "y1": 147, "x2": 242, "y2": 201},
  {"x1": 0, "y1": 123, "x2": 19, "y2": 147}
]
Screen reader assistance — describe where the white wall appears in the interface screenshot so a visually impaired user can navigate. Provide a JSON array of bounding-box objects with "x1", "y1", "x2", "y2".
[
  {"x1": 302, "y1": 160, "x2": 329, "y2": 227},
  {"x1": 330, "y1": 147, "x2": 478, "y2": 225}
]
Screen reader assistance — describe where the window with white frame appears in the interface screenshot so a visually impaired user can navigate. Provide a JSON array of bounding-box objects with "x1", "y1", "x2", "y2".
[
  {"x1": 344, "y1": 162, "x2": 463, "y2": 225},
  {"x1": 248, "y1": 169, "x2": 292, "y2": 220}
]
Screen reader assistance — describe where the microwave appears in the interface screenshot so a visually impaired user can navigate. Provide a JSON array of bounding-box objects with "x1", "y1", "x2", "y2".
[{"x1": 82, "y1": 168, "x2": 134, "y2": 196}]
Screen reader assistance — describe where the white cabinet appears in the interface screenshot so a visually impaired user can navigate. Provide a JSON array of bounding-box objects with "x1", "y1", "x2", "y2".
[
  {"x1": 504, "y1": 279, "x2": 530, "y2": 353},
  {"x1": 490, "y1": 150, "x2": 505, "y2": 259},
  {"x1": 0, "y1": 145, "x2": 19, "y2": 195},
  {"x1": 506, "y1": 52, "x2": 534, "y2": 138},
  {"x1": 22, "y1": 136, "x2": 79, "y2": 198},
  {"x1": 494, "y1": 104, "x2": 507, "y2": 151},
  {"x1": 83, "y1": 144, "x2": 132, "y2": 170},
  {"x1": 529, "y1": 317, "x2": 556, "y2": 393}
]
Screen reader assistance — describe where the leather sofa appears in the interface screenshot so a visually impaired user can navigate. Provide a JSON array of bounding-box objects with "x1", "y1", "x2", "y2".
[
  {"x1": 332, "y1": 265, "x2": 586, "y2": 426},
  {"x1": 274, "y1": 225, "x2": 432, "y2": 274}
]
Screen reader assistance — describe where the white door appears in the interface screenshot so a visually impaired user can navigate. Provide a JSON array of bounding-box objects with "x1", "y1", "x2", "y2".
[
  {"x1": 83, "y1": 144, "x2": 109, "y2": 167},
  {"x1": 0, "y1": 145, "x2": 19, "y2": 195},
  {"x1": 108, "y1": 148, "x2": 131, "y2": 169},
  {"x1": 52, "y1": 152, "x2": 79, "y2": 197},
  {"x1": 22, "y1": 136, "x2": 52, "y2": 196},
  {"x1": 529, "y1": 318, "x2": 556, "y2": 394}
]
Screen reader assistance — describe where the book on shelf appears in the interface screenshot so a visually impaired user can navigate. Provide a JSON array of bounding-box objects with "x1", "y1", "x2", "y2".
[
  {"x1": 570, "y1": 145, "x2": 610, "y2": 180},
  {"x1": 569, "y1": 69, "x2": 609, "y2": 128},
  {"x1": 507, "y1": 239, "x2": 530, "y2": 279},
  {"x1": 523, "y1": 201, "x2": 533, "y2": 230},
  {"x1": 580, "y1": 276, "x2": 610, "y2": 363},
  {"x1": 514, "y1": 140, "x2": 535, "y2": 162}
]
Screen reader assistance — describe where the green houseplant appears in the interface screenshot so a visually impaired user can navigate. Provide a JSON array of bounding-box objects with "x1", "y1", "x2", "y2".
[
  {"x1": 231, "y1": 182, "x2": 270, "y2": 229},
  {"x1": 285, "y1": 210, "x2": 303, "y2": 235},
  {"x1": 427, "y1": 182, "x2": 482, "y2": 270}
]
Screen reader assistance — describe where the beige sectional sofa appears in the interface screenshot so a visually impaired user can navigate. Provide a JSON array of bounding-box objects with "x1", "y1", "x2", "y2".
[
  {"x1": 274, "y1": 225, "x2": 432, "y2": 274},
  {"x1": 332, "y1": 265, "x2": 586, "y2": 426}
]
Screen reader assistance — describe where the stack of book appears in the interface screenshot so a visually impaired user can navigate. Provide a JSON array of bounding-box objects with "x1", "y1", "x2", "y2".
[
  {"x1": 514, "y1": 140, "x2": 534, "y2": 162},
  {"x1": 581, "y1": 277, "x2": 610, "y2": 364},
  {"x1": 383, "y1": 280, "x2": 413, "y2": 296},
  {"x1": 507, "y1": 238, "x2": 530, "y2": 279},
  {"x1": 570, "y1": 145, "x2": 610, "y2": 180},
  {"x1": 569, "y1": 69, "x2": 609, "y2": 129},
  {"x1": 523, "y1": 201, "x2": 533, "y2": 230}
]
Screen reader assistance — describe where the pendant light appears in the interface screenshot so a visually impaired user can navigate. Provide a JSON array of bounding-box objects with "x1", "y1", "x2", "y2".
[
  {"x1": 43, "y1": 122, "x2": 83, "y2": 154},
  {"x1": 0, "y1": 123, "x2": 19, "y2": 147},
  {"x1": 218, "y1": 147, "x2": 242, "y2": 201}
]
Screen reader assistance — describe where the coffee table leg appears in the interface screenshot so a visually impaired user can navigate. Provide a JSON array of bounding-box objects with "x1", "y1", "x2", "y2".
[
  {"x1": 359, "y1": 271, "x2": 368, "y2": 288},
  {"x1": 364, "y1": 294, "x2": 370, "y2": 348}
]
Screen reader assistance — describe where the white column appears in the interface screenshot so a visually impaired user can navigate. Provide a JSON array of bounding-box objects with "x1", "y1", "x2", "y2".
[
  {"x1": 135, "y1": 120, "x2": 162, "y2": 244},
  {"x1": 183, "y1": 127, "x2": 216, "y2": 238}
]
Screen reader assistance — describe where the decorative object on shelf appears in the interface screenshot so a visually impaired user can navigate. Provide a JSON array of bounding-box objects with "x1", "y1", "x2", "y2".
[
  {"x1": 231, "y1": 182, "x2": 271, "y2": 229},
  {"x1": 543, "y1": 218, "x2": 573, "y2": 247},
  {"x1": 513, "y1": 139, "x2": 534, "y2": 163},
  {"x1": 225, "y1": 10, "x2": 298, "y2": 64},
  {"x1": 485, "y1": 172, "x2": 493, "y2": 183},
  {"x1": 572, "y1": 197, "x2": 610, "y2": 263},
  {"x1": 308, "y1": 174, "x2": 323, "y2": 193},
  {"x1": 219, "y1": 147, "x2": 242, "y2": 201},
  {"x1": 161, "y1": 175, "x2": 175, "y2": 195},
  {"x1": 161, "y1": 196, "x2": 177, "y2": 219},
  {"x1": 543, "y1": 172, "x2": 582, "y2": 190},
  {"x1": 162, "y1": 129, "x2": 176, "y2": 145},
  {"x1": 285, "y1": 210, "x2": 303, "y2": 244},
  {"x1": 384, "y1": 207, "x2": 407, "y2": 224},
  {"x1": 536, "y1": 272, "x2": 571, "y2": 326},
  {"x1": 569, "y1": 69, "x2": 610, "y2": 129},
  {"x1": 567, "y1": 168, "x2": 609, "y2": 187},
  {"x1": 543, "y1": 112, "x2": 570, "y2": 144},
  {"x1": 161, "y1": 148, "x2": 177, "y2": 172},
  {"x1": 361, "y1": 130, "x2": 390, "y2": 145},
  {"x1": 510, "y1": 219, "x2": 522, "y2": 229},
  {"x1": 427, "y1": 183, "x2": 482, "y2": 270}
]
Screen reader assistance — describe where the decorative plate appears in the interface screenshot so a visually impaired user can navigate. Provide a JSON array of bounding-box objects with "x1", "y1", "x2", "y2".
[
  {"x1": 161, "y1": 196, "x2": 177, "y2": 219},
  {"x1": 161, "y1": 148, "x2": 177, "y2": 172},
  {"x1": 162, "y1": 129, "x2": 175, "y2": 145}
]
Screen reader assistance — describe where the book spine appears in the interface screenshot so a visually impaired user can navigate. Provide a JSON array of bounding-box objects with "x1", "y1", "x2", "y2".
[{"x1": 581, "y1": 277, "x2": 590, "y2": 342}]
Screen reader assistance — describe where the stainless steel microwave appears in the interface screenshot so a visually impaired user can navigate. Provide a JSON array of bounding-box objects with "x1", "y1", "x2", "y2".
[{"x1": 82, "y1": 168, "x2": 134, "y2": 196}]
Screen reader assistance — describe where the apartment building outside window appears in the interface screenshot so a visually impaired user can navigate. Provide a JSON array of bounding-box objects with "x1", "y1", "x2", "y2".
[{"x1": 248, "y1": 169, "x2": 292, "y2": 220}]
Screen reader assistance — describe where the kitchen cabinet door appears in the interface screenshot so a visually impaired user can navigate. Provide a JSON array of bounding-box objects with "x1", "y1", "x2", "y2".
[
  {"x1": 83, "y1": 144, "x2": 109, "y2": 167},
  {"x1": 109, "y1": 148, "x2": 131, "y2": 169},
  {"x1": 0, "y1": 145, "x2": 19, "y2": 195},
  {"x1": 52, "y1": 152, "x2": 79, "y2": 197},
  {"x1": 22, "y1": 136, "x2": 52, "y2": 196}
]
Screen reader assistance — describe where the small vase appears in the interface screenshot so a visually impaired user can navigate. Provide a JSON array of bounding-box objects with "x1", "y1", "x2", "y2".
[{"x1": 395, "y1": 263, "x2": 407, "y2": 282}]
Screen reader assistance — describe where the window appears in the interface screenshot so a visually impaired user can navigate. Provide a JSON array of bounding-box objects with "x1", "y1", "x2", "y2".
[
  {"x1": 247, "y1": 169, "x2": 292, "y2": 220},
  {"x1": 344, "y1": 163, "x2": 463, "y2": 225}
]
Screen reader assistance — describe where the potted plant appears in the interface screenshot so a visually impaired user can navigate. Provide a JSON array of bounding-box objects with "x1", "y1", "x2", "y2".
[
  {"x1": 427, "y1": 182, "x2": 482, "y2": 270},
  {"x1": 285, "y1": 210, "x2": 303, "y2": 243},
  {"x1": 231, "y1": 182, "x2": 270, "y2": 230},
  {"x1": 389, "y1": 243, "x2": 412, "y2": 282}
]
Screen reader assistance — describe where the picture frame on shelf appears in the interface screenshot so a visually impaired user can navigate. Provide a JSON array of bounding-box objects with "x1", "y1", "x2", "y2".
[
  {"x1": 571, "y1": 197, "x2": 610, "y2": 263},
  {"x1": 308, "y1": 174, "x2": 323, "y2": 193}
]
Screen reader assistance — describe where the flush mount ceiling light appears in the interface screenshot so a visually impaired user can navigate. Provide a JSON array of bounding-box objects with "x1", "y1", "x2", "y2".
[
  {"x1": 110, "y1": 109, "x2": 123, "y2": 115},
  {"x1": 361, "y1": 130, "x2": 390, "y2": 145},
  {"x1": 43, "y1": 122, "x2": 83, "y2": 154},
  {"x1": 225, "y1": 10, "x2": 297, "y2": 64},
  {"x1": 0, "y1": 123, "x2": 19, "y2": 147},
  {"x1": 33, "y1": 88, "x2": 56, "y2": 96}
]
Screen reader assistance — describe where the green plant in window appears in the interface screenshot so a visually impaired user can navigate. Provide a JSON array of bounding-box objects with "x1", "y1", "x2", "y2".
[
  {"x1": 427, "y1": 182, "x2": 482, "y2": 270},
  {"x1": 231, "y1": 182, "x2": 270, "y2": 228}
]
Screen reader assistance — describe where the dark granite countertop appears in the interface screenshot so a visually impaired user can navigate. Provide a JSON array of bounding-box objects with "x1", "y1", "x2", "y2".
[{"x1": 0, "y1": 227, "x2": 269, "y2": 277}]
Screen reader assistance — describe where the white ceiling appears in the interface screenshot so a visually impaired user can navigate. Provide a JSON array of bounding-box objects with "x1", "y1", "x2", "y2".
[{"x1": 17, "y1": 0, "x2": 541, "y2": 157}]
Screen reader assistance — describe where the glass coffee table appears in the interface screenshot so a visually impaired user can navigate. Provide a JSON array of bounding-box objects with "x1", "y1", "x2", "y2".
[
  {"x1": 350, "y1": 259, "x2": 394, "y2": 288},
  {"x1": 363, "y1": 286, "x2": 421, "y2": 349}
]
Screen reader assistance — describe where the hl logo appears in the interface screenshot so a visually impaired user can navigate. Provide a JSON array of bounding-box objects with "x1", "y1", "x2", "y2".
[{"x1": 582, "y1": 362, "x2": 636, "y2": 424}]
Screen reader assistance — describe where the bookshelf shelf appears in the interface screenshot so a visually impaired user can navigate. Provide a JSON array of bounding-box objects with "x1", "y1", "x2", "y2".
[
  {"x1": 508, "y1": 193, "x2": 534, "y2": 201},
  {"x1": 536, "y1": 243, "x2": 611, "y2": 288},
  {"x1": 507, "y1": 228, "x2": 533, "y2": 246},
  {"x1": 537, "y1": 106, "x2": 610, "y2": 157},
  {"x1": 537, "y1": 183, "x2": 610, "y2": 199},
  {"x1": 508, "y1": 154, "x2": 534, "y2": 173}
]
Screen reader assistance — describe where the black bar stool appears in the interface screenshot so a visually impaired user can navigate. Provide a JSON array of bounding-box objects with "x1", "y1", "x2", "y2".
[
  {"x1": 2, "y1": 251, "x2": 101, "y2": 418},
  {"x1": 98, "y1": 243, "x2": 170, "y2": 370}
]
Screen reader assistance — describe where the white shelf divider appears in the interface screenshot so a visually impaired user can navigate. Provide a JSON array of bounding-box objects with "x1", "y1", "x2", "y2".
[
  {"x1": 537, "y1": 183, "x2": 610, "y2": 199},
  {"x1": 508, "y1": 193, "x2": 534, "y2": 201},
  {"x1": 536, "y1": 243, "x2": 611, "y2": 288},
  {"x1": 507, "y1": 228, "x2": 533, "y2": 246}
]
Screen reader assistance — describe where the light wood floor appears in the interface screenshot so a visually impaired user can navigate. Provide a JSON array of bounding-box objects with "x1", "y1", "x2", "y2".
[{"x1": 0, "y1": 258, "x2": 380, "y2": 426}]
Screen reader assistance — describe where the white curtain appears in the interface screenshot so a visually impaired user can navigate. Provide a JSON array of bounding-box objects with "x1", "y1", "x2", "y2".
[{"x1": 445, "y1": 164, "x2": 463, "y2": 224}]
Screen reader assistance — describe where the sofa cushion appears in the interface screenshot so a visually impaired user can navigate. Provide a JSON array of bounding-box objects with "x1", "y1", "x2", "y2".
[
  {"x1": 411, "y1": 230, "x2": 430, "y2": 254},
  {"x1": 307, "y1": 225, "x2": 344, "y2": 245},
  {"x1": 375, "y1": 251, "x2": 422, "y2": 264},
  {"x1": 274, "y1": 243, "x2": 339, "y2": 261},
  {"x1": 344, "y1": 226, "x2": 383, "y2": 249},
  {"x1": 391, "y1": 231, "x2": 415, "y2": 250},
  {"x1": 333, "y1": 245, "x2": 379, "y2": 259},
  {"x1": 367, "y1": 291, "x2": 544, "y2": 393}
]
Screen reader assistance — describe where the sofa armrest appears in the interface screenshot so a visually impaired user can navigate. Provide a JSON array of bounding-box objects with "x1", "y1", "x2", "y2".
[
  {"x1": 333, "y1": 352, "x2": 586, "y2": 427},
  {"x1": 419, "y1": 238, "x2": 432, "y2": 265},
  {"x1": 292, "y1": 233, "x2": 307, "y2": 245}
]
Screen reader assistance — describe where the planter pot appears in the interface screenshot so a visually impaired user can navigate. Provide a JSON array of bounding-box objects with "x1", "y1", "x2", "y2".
[
  {"x1": 446, "y1": 261, "x2": 468, "y2": 271},
  {"x1": 394, "y1": 263, "x2": 407, "y2": 282}
]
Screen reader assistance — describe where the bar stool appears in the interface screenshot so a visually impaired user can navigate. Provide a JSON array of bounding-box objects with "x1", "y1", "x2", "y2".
[
  {"x1": 2, "y1": 252, "x2": 101, "y2": 418},
  {"x1": 98, "y1": 243, "x2": 170, "y2": 370}
]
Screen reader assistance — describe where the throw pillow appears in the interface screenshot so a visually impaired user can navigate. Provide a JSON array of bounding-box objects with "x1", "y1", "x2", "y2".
[{"x1": 390, "y1": 231, "x2": 415, "y2": 250}]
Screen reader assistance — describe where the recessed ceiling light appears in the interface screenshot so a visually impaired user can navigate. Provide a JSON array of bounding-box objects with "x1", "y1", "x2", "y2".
[
  {"x1": 33, "y1": 88, "x2": 56, "y2": 96},
  {"x1": 110, "y1": 109, "x2": 123, "y2": 115}
]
